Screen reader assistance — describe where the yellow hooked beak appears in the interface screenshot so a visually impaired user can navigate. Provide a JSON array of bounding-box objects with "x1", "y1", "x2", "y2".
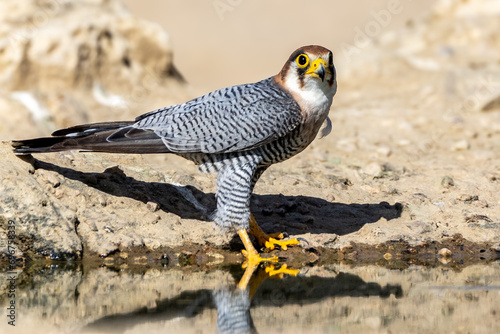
[{"x1": 305, "y1": 59, "x2": 329, "y2": 81}]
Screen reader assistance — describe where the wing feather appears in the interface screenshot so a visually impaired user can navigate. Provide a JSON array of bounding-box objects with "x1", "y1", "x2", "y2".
[{"x1": 133, "y1": 78, "x2": 302, "y2": 154}]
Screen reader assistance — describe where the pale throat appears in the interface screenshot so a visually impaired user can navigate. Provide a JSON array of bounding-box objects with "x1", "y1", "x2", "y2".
[{"x1": 284, "y1": 73, "x2": 334, "y2": 123}]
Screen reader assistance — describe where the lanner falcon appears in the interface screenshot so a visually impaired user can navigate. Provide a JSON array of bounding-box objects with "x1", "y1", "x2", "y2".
[{"x1": 12, "y1": 45, "x2": 337, "y2": 265}]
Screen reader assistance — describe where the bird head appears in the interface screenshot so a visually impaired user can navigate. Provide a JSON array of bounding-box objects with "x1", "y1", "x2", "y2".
[{"x1": 276, "y1": 45, "x2": 337, "y2": 117}]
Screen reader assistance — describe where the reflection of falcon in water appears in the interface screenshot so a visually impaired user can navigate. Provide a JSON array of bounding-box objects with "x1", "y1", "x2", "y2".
[
  {"x1": 214, "y1": 288, "x2": 256, "y2": 334},
  {"x1": 84, "y1": 267, "x2": 402, "y2": 334},
  {"x1": 12, "y1": 45, "x2": 337, "y2": 262}
]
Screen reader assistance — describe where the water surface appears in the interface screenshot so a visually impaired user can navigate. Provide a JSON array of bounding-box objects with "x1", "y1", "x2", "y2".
[{"x1": 1, "y1": 261, "x2": 499, "y2": 333}]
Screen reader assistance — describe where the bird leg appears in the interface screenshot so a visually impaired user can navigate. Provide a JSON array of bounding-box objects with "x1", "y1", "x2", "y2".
[
  {"x1": 248, "y1": 214, "x2": 300, "y2": 250},
  {"x1": 238, "y1": 229, "x2": 278, "y2": 264},
  {"x1": 237, "y1": 215, "x2": 300, "y2": 290},
  {"x1": 237, "y1": 229, "x2": 278, "y2": 290}
]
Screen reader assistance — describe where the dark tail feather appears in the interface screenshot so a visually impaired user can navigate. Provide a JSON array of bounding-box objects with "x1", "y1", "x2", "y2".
[
  {"x1": 12, "y1": 121, "x2": 171, "y2": 155},
  {"x1": 51, "y1": 121, "x2": 136, "y2": 136}
]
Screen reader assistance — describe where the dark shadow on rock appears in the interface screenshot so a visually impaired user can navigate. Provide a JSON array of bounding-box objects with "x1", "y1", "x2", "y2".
[
  {"x1": 32, "y1": 158, "x2": 402, "y2": 237},
  {"x1": 33, "y1": 158, "x2": 217, "y2": 221},
  {"x1": 251, "y1": 194, "x2": 403, "y2": 237}
]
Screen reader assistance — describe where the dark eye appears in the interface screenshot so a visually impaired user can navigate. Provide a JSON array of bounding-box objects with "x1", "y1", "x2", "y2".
[
  {"x1": 328, "y1": 52, "x2": 333, "y2": 67},
  {"x1": 296, "y1": 54, "x2": 309, "y2": 67}
]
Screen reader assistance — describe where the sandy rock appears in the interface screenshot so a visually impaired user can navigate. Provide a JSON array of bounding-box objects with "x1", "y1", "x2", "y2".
[
  {"x1": 0, "y1": 0, "x2": 189, "y2": 141},
  {"x1": 0, "y1": 148, "x2": 82, "y2": 259},
  {"x1": 0, "y1": 0, "x2": 178, "y2": 92},
  {"x1": 0, "y1": 143, "x2": 222, "y2": 259}
]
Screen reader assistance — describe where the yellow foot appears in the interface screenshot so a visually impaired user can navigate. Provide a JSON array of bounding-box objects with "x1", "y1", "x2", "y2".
[
  {"x1": 265, "y1": 264, "x2": 300, "y2": 279},
  {"x1": 238, "y1": 229, "x2": 278, "y2": 290},
  {"x1": 263, "y1": 237, "x2": 300, "y2": 251},
  {"x1": 239, "y1": 250, "x2": 279, "y2": 290},
  {"x1": 239, "y1": 228, "x2": 278, "y2": 268},
  {"x1": 241, "y1": 249, "x2": 278, "y2": 268},
  {"x1": 249, "y1": 214, "x2": 300, "y2": 250}
]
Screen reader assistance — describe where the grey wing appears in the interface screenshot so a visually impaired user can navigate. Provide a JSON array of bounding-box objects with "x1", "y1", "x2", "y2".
[{"x1": 133, "y1": 78, "x2": 303, "y2": 153}]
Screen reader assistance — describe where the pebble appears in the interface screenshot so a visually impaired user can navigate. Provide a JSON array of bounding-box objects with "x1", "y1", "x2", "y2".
[
  {"x1": 96, "y1": 195, "x2": 107, "y2": 207},
  {"x1": 437, "y1": 248, "x2": 452, "y2": 258},
  {"x1": 38, "y1": 170, "x2": 61, "y2": 188},
  {"x1": 147, "y1": 201, "x2": 160, "y2": 212},
  {"x1": 441, "y1": 176, "x2": 454, "y2": 188},
  {"x1": 457, "y1": 194, "x2": 479, "y2": 202},
  {"x1": 376, "y1": 146, "x2": 392, "y2": 157},
  {"x1": 438, "y1": 257, "x2": 452, "y2": 265},
  {"x1": 54, "y1": 188, "x2": 65, "y2": 199},
  {"x1": 45, "y1": 174, "x2": 61, "y2": 188},
  {"x1": 451, "y1": 139, "x2": 470, "y2": 151},
  {"x1": 326, "y1": 193, "x2": 335, "y2": 202},
  {"x1": 363, "y1": 162, "x2": 383, "y2": 177}
]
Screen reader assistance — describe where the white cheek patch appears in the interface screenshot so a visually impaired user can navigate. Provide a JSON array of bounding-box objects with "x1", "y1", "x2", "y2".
[
  {"x1": 284, "y1": 71, "x2": 334, "y2": 114},
  {"x1": 284, "y1": 71, "x2": 301, "y2": 95}
]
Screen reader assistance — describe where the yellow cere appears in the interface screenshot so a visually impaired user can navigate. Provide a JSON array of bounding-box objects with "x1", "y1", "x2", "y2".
[{"x1": 305, "y1": 59, "x2": 330, "y2": 77}]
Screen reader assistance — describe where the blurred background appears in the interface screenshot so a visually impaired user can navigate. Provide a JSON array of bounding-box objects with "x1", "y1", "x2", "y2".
[
  {"x1": 0, "y1": 0, "x2": 437, "y2": 141},
  {"x1": 122, "y1": 0, "x2": 434, "y2": 93},
  {"x1": 1, "y1": 0, "x2": 499, "y2": 140}
]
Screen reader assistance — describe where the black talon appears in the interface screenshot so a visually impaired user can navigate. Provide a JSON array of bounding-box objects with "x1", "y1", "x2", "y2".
[{"x1": 296, "y1": 237, "x2": 310, "y2": 246}]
